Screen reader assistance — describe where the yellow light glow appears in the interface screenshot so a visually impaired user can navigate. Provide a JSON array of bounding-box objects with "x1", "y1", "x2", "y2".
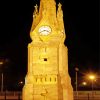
[
  {"x1": 19, "y1": 81, "x2": 23, "y2": 84},
  {"x1": 89, "y1": 74, "x2": 95, "y2": 80},
  {"x1": 0, "y1": 62, "x2": 3, "y2": 65},
  {"x1": 82, "y1": 82, "x2": 87, "y2": 86},
  {"x1": 75, "y1": 67, "x2": 79, "y2": 71}
]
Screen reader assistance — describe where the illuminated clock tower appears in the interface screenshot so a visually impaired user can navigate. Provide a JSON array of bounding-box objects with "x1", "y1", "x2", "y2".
[{"x1": 22, "y1": 0, "x2": 73, "y2": 100}]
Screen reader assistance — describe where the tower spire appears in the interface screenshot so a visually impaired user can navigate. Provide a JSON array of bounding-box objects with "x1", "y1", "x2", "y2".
[
  {"x1": 30, "y1": 0, "x2": 66, "y2": 43},
  {"x1": 31, "y1": 0, "x2": 56, "y2": 32}
]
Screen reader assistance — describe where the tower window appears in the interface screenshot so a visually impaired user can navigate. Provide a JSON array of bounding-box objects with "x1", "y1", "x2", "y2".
[
  {"x1": 36, "y1": 78, "x2": 37, "y2": 82},
  {"x1": 45, "y1": 78, "x2": 46, "y2": 81},
  {"x1": 55, "y1": 78, "x2": 56, "y2": 81},
  {"x1": 44, "y1": 58, "x2": 47, "y2": 61},
  {"x1": 50, "y1": 77, "x2": 51, "y2": 81}
]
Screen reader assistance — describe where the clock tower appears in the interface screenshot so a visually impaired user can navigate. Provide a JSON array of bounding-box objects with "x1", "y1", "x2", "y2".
[{"x1": 22, "y1": 0, "x2": 73, "y2": 100}]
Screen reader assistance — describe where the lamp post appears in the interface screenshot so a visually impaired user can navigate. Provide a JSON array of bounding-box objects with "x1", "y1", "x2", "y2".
[
  {"x1": 0, "y1": 61, "x2": 4, "y2": 92},
  {"x1": 0, "y1": 59, "x2": 9, "y2": 92},
  {"x1": 1, "y1": 73, "x2": 3, "y2": 92},
  {"x1": 75, "y1": 67, "x2": 79, "y2": 99},
  {"x1": 89, "y1": 75, "x2": 95, "y2": 91},
  {"x1": 89, "y1": 74, "x2": 96, "y2": 100}
]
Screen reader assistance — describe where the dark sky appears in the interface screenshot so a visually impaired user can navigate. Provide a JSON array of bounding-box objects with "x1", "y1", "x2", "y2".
[{"x1": 0, "y1": 0, "x2": 99, "y2": 90}]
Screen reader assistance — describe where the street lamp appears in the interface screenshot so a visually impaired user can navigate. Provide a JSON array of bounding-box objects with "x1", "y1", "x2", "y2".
[
  {"x1": 18, "y1": 81, "x2": 24, "y2": 87},
  {"x1": 89, "y1": 74, "x2": 96, "y2": 91},
  {"x1": 88, "y1": 74, "x2": 96, "y2": 100},
  {"x1": 18, "y1": 81, "x2": 24, "y2": 90},
  {"x1": 82, "y1": 82, "x2": 87, "y2": 86},
  {"x1": 0, "y1": 61, "x2": 4, "y2": 92},
  {"x1": 75, "y1": 67, "x2": 79, "y2": 99},
  {"x1": 0, "y1": 59, "x2": 10, "y2": 92}
]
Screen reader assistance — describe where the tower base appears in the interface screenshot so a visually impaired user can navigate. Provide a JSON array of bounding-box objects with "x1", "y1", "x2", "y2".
[{"x1": 22, "y1": 74, "x2": 73, "y2": 100}]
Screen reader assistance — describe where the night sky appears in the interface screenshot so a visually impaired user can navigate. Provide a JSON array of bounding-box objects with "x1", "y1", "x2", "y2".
[{"x1": 0, "y1": 0, "x2": 99, "y2": 90}]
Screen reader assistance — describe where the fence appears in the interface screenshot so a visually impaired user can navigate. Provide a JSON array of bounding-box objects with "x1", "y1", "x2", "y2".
[
  {"x1": 74, "y1": 91, "x2": 100, "y2": 100},
  {"x1": 0, "y1": 91, "x2": 100, "y2": 100},
  {"x1": 0, "y1": 91, "x2": 21, "y2": 100}
]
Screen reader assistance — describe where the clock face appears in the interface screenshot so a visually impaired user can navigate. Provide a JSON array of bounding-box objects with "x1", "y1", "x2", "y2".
[{"x1": 38, "y1": 26, "x2": 51, "y2": 35}]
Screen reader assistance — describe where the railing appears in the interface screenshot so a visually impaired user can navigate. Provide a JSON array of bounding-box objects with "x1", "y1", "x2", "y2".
[
  {"x1": 74, "y1": 91, "x2": 100, "y2": 100},
  {"x1": 0, "y1": 91, "x2": 100, "y2": 100},
  {"x1": 0, "y1": 91, "x2": 21, "y2": 100}
]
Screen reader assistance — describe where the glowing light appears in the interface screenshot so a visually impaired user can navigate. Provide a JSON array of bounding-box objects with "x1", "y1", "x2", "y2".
[
  {"x1": 82, "y1": 82, "x2": 87, "y2": 86},
  {"x1": 19, "y1": 81, "x2": 23, "y2": 84},
  {"x1": 89, "y1": 75, "x2": 96, "y2": 80},
  {"x1": 0, "y1": 62, "x2": 3, "y2": 65},
  {"x1": 75, "y1": 67, "x2": 79, "y2": 71}
]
